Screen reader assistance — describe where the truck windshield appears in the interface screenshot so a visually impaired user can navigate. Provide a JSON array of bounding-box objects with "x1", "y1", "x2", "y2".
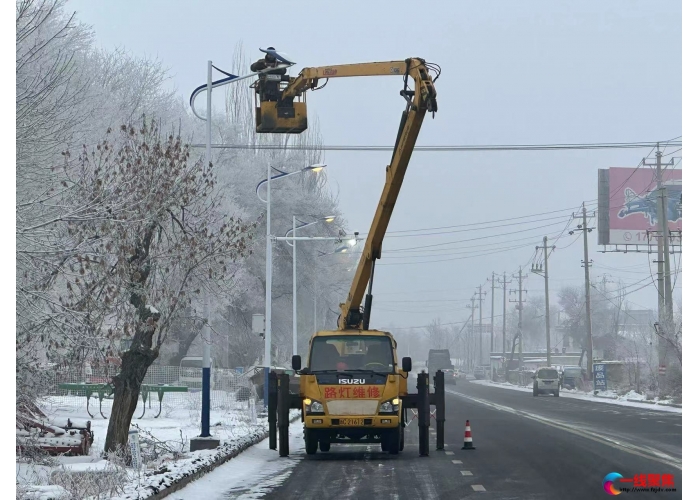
[{"x1": 309, "y1": 336, "x2": 394, "y2": 373}]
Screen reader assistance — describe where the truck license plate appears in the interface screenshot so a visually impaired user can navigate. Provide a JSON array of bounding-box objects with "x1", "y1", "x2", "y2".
[{"x1": 339, "y1": 418, "x2": 363, "y2": 426}]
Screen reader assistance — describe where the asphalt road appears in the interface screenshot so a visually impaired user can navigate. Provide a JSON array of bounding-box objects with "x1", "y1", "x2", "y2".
[{"x1": 172, "y1": 378, "x2": 682, "y2": 499}]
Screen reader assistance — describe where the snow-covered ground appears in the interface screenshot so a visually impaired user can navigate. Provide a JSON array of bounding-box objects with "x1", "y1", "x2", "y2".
[
  {"x1": 17, "y1": 394, "x2": 273, "y2": 499},
  {"x1": 168, "y1": 420, "x2": 305, "y2": 500},
  {"x1": 468, "y1": 379, "x2": 682, "y2": 413}
]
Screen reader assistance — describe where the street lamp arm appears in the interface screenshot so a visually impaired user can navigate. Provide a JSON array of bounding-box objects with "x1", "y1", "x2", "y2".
[
  {"x1": 256, "y1": 164, "x2": 326, "y2": 203},
  {"x1": 255, "y1": 170, "x2": 301, "y2": 202},
  {"x1": 189, "y1": 63, "x2": 294, "y2": 120}
]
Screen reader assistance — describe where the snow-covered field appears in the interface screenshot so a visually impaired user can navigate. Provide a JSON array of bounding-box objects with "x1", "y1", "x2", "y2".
[
  {"x1": 17, "y1": 394, "x2": 278, "y2": 499},
  {"x1": 468, "y1": 379, "x2": 682, "y2": 413}
]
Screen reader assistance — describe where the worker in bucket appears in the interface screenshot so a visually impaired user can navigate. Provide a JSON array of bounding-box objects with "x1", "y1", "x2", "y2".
[{"x1": 251, "y1": 47, "x2": 287, "y2": 102}]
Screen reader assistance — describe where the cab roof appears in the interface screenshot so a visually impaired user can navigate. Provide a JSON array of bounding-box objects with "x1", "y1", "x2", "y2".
[{"x1": 310, "y1": 329, "x2": 397, "y2": 344}]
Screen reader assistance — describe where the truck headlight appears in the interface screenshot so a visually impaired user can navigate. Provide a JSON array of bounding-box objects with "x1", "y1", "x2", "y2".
[
  {"x1": 303, "y1": 398, "x2": 324, "y2": 415},
  {"x1": 379, "y1": 398, "x2": 400, "y2": 414}
]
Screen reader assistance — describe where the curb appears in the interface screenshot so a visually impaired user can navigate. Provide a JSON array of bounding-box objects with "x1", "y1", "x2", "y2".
[
  {"x1": 592, "y1": 394, "x2": 682, "y2": 408},
  {"x1": 592, "y1": 394, "x2": 618, "y2": 400},
  {"x1": 147, "y1": 414, "x2": 301, "y2": 500}
]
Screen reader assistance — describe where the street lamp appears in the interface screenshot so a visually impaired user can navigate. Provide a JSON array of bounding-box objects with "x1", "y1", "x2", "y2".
[
  {"x1": 256, "y1": 163, "x2": 326, "y2": 406},
  {"x1": 285, "y1": 216, "x2": 336, "y2": 357}
]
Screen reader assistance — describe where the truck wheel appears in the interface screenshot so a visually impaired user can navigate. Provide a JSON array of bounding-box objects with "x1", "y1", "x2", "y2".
[
  {"x1": 319, "y1": 441, "x2": 331, "y2": 452},
  {"x1": 399, "y1": 425, "x2": 405, "y2": 451},
  {"x1": 388, "y1": 427, "x2": 400, "y2": 455},
  {"x1": 533, "y1": 388, "x2": 538, "y2": 397},
  {"x1": 305, "y1": 429, "x2": 318, "y2": 455},
  {"x1": 380, "y1": 440, "x2": 388, "y2": 452}
]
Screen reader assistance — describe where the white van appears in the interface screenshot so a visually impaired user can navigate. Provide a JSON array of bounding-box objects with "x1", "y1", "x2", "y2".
[
  {"x1": 179, "y1": 357, "x2": 216, "y2": 390},
  {"x1": 532, "y1": 366, "x2": 560, "y2": 397}
]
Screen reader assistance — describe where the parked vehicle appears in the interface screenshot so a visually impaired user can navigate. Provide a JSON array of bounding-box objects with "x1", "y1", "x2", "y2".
[
  {"x1": 473, "y1": 366, "x2": 486, "y2": 380},
  {"x1": 560, "y1": 366, "x2": 584, "y2": 390},
  {"x1": 532, "y1": 367, "x2": 560, "y2": 397}
]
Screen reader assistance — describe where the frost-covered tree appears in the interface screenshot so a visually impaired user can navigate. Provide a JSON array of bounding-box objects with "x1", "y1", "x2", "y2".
[{"x1": 59, "y1": 122, "x2": 254, "y2": 453}]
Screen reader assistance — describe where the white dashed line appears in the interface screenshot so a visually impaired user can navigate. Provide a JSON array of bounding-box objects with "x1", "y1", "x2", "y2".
[
  {"x1": 461, "y1": 471, "x2": 473, "y2": 476},
  {"x1": 472, "y1": 485, "x2": 486, "y2": 491},
  {"x1": 452, "y1": 459, "x2": 463, "y2": 464},
  {"x1": 675, "y1": 424, "x2": 682, "y2": 427},
  {"x1": 658, "y1": 421, "x2": 665, "y2": 423},
  {"x1": 445, "y1": 451, "x2": 454, "y2": 455}
]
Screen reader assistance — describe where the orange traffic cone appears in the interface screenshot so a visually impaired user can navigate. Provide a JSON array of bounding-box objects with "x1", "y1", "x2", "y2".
[{"x1": 461, "y1": 420, "x2": 475, "y2": 450}]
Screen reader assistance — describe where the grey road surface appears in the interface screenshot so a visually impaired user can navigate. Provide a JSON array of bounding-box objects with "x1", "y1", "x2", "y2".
[{"x1": 171, "y1": 378, "x2": 682, "y2": 499}]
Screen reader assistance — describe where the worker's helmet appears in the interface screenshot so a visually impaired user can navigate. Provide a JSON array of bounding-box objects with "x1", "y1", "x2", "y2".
[{"x1": 265, "y1": 47, "x2": 276, "y2": 62}]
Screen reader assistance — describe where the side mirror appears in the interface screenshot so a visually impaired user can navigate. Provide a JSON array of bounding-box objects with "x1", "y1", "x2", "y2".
[
  {"x1": 402, "y1": 357, "x2": 412, "y2": 373},
  {"x1": 292, "y1": 355, "x2": 301, "y2": 371}
]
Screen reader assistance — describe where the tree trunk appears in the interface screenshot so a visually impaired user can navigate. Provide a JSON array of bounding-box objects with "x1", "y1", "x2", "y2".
[{"x1": 104, "y1": 346, "x2": 158, "y2": 458}]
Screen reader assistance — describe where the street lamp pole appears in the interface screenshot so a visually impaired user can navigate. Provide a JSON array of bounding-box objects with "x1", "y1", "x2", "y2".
[
  {"x1": 285, "y1": 217, "x2": 339, "y2": 355},
  {"x1": 256, "y1": 164, "x2": 326, "y2": 406},
  {"x1": 200, "y1": 61, "x2": 213, "y2": 439},
  {"x1": 292, "y1": 215, "x2": 298, "y2": 356}
]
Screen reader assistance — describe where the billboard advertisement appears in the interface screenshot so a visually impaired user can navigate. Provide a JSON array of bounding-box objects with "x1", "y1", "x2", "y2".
[{"x1": 598, "y1": 167, "x2": 681, "y2": 246}]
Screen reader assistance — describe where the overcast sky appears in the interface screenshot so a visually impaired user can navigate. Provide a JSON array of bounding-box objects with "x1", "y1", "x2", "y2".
[{"x1": 69, "y1": 0, "x2": 682, "y2": 333}]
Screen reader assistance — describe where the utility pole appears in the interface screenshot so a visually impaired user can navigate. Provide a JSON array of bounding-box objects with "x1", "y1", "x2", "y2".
[
  {"x1": 476, "y1": 285, "x2": 486, "y2": 366},
  {"x1": 643, "y1": 147, "x2": 675, "y2": 384},
  {"x1": 509, "y1": 268, "x2": 527, "y2": 372},
  {"x1": 532, "y1": 236, "x2": 554, "y2": 367},
  {"x1": 498, "y1": 272, "x2": 512, "y2": 368},
  {"x1": 488, "y1": 272, "x2": 496, "y2": 354},
  {"x1": 572, "y1": 204, "x2": 594, "y2": 379},
  {"x1": 467, "y1": 296, "x2": 478, "y2": 371},
  {"x1": 517, "y1": 267, "x2": 526, "y2": 371}
]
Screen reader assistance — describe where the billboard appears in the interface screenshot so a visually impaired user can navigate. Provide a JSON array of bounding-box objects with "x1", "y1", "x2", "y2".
[{"x1": 598, "y1": 167, "x2": 681, "y2": 246}]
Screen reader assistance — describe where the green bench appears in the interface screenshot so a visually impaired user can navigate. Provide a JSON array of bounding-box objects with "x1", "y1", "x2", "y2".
[
  {"x1": 58, "y1": 383, "x2": 114, "y2": 419},
  {"x1": 138, "y1": 384, "x2": 189, "y2": 419},
  {"x1": 58, "y1": 383, "x2": 188, "y2": 419}
]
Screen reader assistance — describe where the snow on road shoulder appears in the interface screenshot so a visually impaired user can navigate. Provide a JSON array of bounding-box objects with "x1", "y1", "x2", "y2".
[
  {"x1": 168, "y1": 420, "x2": 305, "y2": 500},
  {"x1": 468, "y1": 379, "x2": 682, "y2": 413}
]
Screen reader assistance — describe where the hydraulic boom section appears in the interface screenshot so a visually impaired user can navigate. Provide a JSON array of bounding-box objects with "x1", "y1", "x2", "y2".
[
  {"x1": 253, "y1": 57, "x2": 438, "y2": 330},
  {"x1": 337, "y1": 60, "x2": 438, "y2": 330}
]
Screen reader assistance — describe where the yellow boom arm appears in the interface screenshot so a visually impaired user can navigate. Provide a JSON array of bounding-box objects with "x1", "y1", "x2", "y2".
[
  {"x1": 319, "y1": 59, "x2": 437, "y2": 330},
  {"x1": 255, "y1": 57, "x2": 438, "y2": 330}
]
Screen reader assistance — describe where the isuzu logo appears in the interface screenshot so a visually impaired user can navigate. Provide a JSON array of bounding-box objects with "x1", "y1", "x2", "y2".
[{"x1": 338, "y1": 378, "x2": 365, "y2": 384}]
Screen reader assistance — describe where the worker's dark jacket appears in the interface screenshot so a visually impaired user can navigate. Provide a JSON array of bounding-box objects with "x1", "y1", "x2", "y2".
[
  {"x1": 250, "y1": 59, "x2": 287, "y2": 75},
  {"x1": 251, "y1": 59, "x2": 287, "y2": 101}
]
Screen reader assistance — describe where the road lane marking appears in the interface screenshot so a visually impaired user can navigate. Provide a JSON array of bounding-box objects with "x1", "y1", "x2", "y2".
[
  {"x1": 452, "y1": 460, "x2": 463, "y2": 464},
  {"x1": 675, "y1": 424, "x2": 682, "y2": 427},
  {"x1": 461, "y1": 471, "x2": 473, "y2": 476},
  {"x1": 446, "y1": 389, "x2": 682, "y2": 470},
  {"x1": 471, "y1": 485, "x2": 486, "y2": 491},
  {"x1": 445, "y1": 451, "x2": 454, "y2": 455}
]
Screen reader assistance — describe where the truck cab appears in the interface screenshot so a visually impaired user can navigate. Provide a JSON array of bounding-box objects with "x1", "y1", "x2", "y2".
[{"x1": 292, "y1": 330, "x2": 411, "y2": 455}]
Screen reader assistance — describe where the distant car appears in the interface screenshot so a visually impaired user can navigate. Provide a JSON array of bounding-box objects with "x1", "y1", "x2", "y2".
[
  {"x1": 473, "y1": 366, "x2": 486, "y2": 380},
  {"x1": 532, "y1": 367, "x2": 560, "y2": 397},
  {"x1": 442, "y1": 369, "x2": 458, "y2": 385}
]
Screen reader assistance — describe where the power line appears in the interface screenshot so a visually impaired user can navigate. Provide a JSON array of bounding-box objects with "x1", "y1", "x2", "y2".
[
  {"x1": 383, "y1": 220, "x2": 574, "y2": 253},
  {"x1": 380, "y1": 204, "x2": 595, "y2": 236},
  {"x1": 377, "y1": 241, "x2": 539, "y2": 266},
  {"x1": 194, "y1": 140, "x2": 681, "y2": 152}
]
